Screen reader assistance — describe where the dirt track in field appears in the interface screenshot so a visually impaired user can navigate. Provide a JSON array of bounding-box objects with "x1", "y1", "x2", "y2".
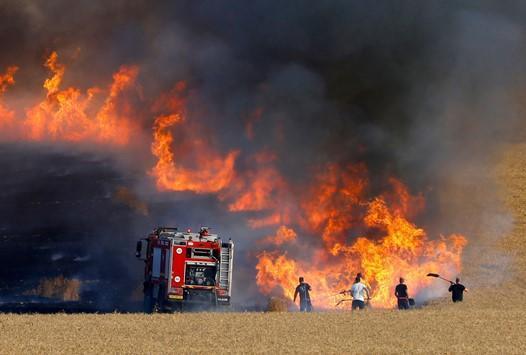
[{"x1": 1, "y1": 143, "x2": 526, "y2": 354}]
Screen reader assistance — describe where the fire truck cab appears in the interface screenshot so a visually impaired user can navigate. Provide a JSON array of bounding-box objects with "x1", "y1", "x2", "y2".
[{"x1": 136, "y1": 227, "x2": 234, "y2": 312}]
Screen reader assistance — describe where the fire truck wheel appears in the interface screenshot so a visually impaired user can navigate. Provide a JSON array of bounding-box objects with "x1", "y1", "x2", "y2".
[
  {"x1": 172, "y1": 302, "x2": 183, "y2": 313},
  {"x1": 143, "y1": 294, "x2": 154, "y2": 313},
  {"x1": 143, "y1": 283, "x2": 156, "y2": 313}
]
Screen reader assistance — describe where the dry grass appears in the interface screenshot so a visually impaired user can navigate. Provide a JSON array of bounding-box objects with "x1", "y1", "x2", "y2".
[
  {"x1": 0, "y1": 306, "x2": 524, "y2": 354},
  {"x1": 2, "y1": 143, "x2": 526, "y2": 354},
  {"x1": 267, "y1": 297, "x2": 291, "y2": 312},
  {"x1": 496, "y1": 143, "x2": 526, "y2": 281},
  {"x1": 23, "y1": 276, "x2": 81, "y2": 301}
]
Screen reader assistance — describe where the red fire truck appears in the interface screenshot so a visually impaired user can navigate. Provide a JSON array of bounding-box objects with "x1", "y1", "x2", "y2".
[{"x1": 136, "y1": 227, "x2": 234, "y2": 312}]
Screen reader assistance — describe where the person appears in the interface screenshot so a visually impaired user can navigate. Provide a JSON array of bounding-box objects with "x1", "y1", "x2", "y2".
[
  {"x1": 357, "y1": 272, "x2": 371, "y2": 289},
  {"x1": 395, "y1": 277, "x2": 409, "y2": 310},
  {"x1": 293, "y1": 277, "x2": 312, "y2": 312},
  {"x1": 448, "y1": 277, "x2": 468, "y2": 302},
  {"x1": 348, "y1": 276, "x2": 370, "y2": 310}
]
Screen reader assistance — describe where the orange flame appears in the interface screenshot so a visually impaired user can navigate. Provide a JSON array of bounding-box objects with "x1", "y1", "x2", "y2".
[
  {"x1": 217, "y1": 150, "x2": 293, "y2": 229},
  {"x1": 300, "y1": 163, "x2": 368, "y2": 251},
  {"x1": 0, "y1": 66, "x2": 18, "y2": 132},
  {"x1": 247, "y1": 213, "x2": 288, "y2": 229},
  {"x1": 256, "y1": 252, "x2": 299, "y2": 301},
  {"x1": 224, "y1": 151, "x2": 285, "y2": 212},
  {"x1": 150, "y1": 82, "x2": 239, "y2": 193},
  {"x1": 42, "y1": 51, "x2": 64, "y2": 97},
  {"x1": 255, "y1": 165, "x2": 467, "y2": 309},
  {"x1": 0, "y1": 51, "x2": 468, "y2": 309},
  {"x1": 1, "y1": 52, "x2": 138, "y2": 144},
  {"x1": 260, "y1": 225, "x2": 297, "y2": 246},
  {"x1": 0, "y1": 66, "x2": 18, "y2": 94}
]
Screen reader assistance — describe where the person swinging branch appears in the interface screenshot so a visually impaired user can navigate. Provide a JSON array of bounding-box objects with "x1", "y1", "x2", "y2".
[
  {"x1": 448, "y1": 277, "x2": 468, "y2": 302},
  {"x1": 343, "y1": 276, "x2": 370, "y2": 310}
]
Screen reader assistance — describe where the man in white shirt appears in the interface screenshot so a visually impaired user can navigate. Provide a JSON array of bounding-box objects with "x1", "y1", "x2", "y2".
[{"x1": 347, "y1": 276, "x2": 370, "y2": 310}]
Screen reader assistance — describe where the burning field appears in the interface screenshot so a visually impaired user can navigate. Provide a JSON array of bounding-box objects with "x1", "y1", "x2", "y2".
[
  {"x1": 2, "y1": 0, "x2": 526, "y2": 353},
  {"x1": 2, "y1": 136, "x2": 526, "y2": 354},
  {"x1": 0, "y1": 41, "x2": 470, "y2": 310},
  {"x1": 0, "y1": 0, "x2": 526, "y2": 321}
]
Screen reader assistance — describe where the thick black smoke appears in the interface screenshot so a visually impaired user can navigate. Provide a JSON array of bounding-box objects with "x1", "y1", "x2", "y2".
[{"x1": 0, "y1": 1, "x2": 524, "y2": 309}]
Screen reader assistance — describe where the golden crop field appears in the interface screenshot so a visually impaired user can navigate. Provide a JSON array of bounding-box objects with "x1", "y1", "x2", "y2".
[
  {"x1": 1, "y1": 143, "x2": 526, "y2": 354},
  {"x1": 0, "y1": 306, "x2": 525, "y2": 354}
]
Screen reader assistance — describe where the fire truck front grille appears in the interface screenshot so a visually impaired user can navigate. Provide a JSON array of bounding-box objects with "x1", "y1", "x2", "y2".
[{"x1": 185, "y1": 265, "x2": 216, "y2": 286}]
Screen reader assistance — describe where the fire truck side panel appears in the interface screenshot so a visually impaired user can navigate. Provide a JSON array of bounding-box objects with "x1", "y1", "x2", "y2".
[
  {"x1": 151, "y1": 239, "x2": 171, "y2": 282},
  {"x1": 164, "y1": 247, "x2": 170, "y2": 279},
  {"x1": 171, "y1": 246, "x2": 186, "y2": 289},
  {"x1": 151, "y1": 247, "x2": 162, "y2": 278}
]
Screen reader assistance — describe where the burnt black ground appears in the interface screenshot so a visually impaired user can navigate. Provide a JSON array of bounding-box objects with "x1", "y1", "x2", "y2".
[{"x1": 0, "y1": 144, "x2": 147, "y2": 311}]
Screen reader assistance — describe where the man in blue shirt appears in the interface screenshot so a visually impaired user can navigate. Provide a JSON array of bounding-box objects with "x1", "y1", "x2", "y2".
[{"x1": 293, "y1": 277, "x2": 312, "y2": 312}]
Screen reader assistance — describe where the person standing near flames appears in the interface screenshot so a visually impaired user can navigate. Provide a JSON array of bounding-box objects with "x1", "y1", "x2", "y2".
[
  {"x1": 394, "y1": 277, "x2": 409, "y2": 310},
  {"x1": 448, "y1": 277, "x2": 468, "y2": 302},
  {"x1": 344, "y1": 276, "x2": 370, "y2": 310},
  {"x1": 294, "y1": 277, "x2": 312, "y2": 312}
]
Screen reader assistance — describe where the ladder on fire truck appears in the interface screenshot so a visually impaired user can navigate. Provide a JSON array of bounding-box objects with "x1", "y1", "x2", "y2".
[{"x1": 219, "y1": 241, "x2": 233, "y2": 291}]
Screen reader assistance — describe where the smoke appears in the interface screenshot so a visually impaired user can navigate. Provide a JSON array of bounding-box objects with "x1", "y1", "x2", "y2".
[
  {"x1": 0, "y1": 1, "x2": 524, "y2": 309},
  {"x1": 399, "y1": 9, "x2": 524, "y2": 288}
]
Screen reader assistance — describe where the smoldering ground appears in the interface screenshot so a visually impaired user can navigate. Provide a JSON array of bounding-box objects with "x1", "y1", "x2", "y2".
[{"x1": 1, "y1": 1, "x2": 525, "y2": 309}]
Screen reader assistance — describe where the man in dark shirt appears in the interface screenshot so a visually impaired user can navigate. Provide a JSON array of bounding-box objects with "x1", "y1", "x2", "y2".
[
  {"x1": 293, "y1": 277, "x2": 312, "y2": 312},
  {"x1": 448, "y1": 277, "x2": 467, "y2": 302},
  {"x1": 395, "y1": 277, "x2": 409, "y2": 310}
]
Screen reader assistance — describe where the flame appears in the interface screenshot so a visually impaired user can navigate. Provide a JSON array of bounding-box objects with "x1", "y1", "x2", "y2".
[
  {"x1": 255, "y1": 164, "x2": 467, "y2": 309},
  {"x1": 227, "y1": 167, "x2": 281, "y2": 211},
  {"x1": 224, "y1": 151, "x2": 285, "y2": 212},
  {"x1": 95, "y1": 65, "x2": 139, "y2": 144},
  {"x1": 0, "y1": 50, "x2": 468, "y2": 309},
  {"x1": 256, "y1": 252, "x2": 299, "y2": 301},
  {"x1": 0, "y1": 66, "x2": 18, "y2": 132},
  {"x1": 217, "y1": 150, "x2": 293, "y2": 230},
  {"x1": 1, "y1": 52, "x2": 138, "y2": 144},
  {"x1": 150, "y1": 82, "x2": 239, "y2": 193},
  {"x1": 42, "y1": 51, "x2": 64, "y2": 97},
  {"x1": 300, "y1": 163, "x2": 368, "y2": 250},
  {"x1": 247, "y1": 213, "x2": 287, "y2": 229},
  {"x1": 0, "y1": 66, "x2": 18, "y2": 94},
  {"x1": 260, "y1": 225, "x2": 297, "y2": 246}
]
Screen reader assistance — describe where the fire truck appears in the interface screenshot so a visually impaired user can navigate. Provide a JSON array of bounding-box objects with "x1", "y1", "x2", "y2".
[{"x1": 135, "y1": 227, "x2": 234, "y2": 312}]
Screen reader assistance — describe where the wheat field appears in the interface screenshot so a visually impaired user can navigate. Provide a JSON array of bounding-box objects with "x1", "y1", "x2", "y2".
[
  {"x1": 0, "y1": 306, "x2": 524, "y2": 354},
  {"x1": 1, "y1": 143, "x2": 526, "y2": 354}
]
